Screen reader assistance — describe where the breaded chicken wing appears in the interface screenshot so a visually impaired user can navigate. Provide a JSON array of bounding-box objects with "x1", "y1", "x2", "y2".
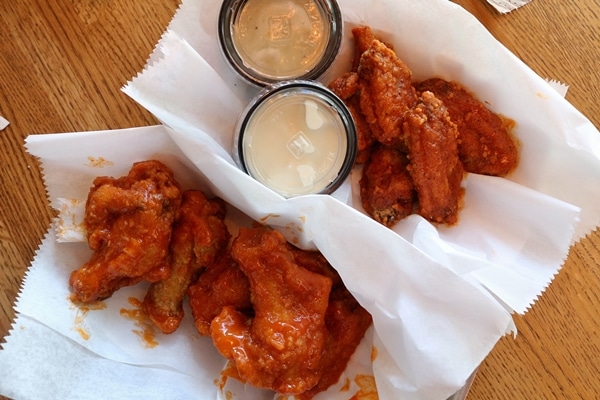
[
  {"x1": 358, "y1": 39, "x2": 418, "y2": 148},
  {"x1": 188, "y1": 251, "x2": 251, "y2": 336},
  {"x1": 360, "y1": 145, "x2": 415, "y2": 226},
  {"x1": 404, "y1": 92, "x2": 465, "y2": 225},
  {"x1": 210, "y1": 227, "x2": 332, "y2": 395},
  {"x1": 288, "y1": 247, "x2": 372, "y2": 400},
  {"x1": 143, "y1": 190, "x2": 230, "y2": 334},
  {"x1": 351, "y1": 25, "x2": 395, "y2": 72},
  {"x1": 416, "y1": 78, "x2": 519, "y2": 176},
  {"x1": 69, "y1": 160, "x2": 182, "y2": 303},
  {"x1": 328, "y1": 72, "x2": 375, "y2": 164},
  {"x1": 351, "y1": 25, "x2": 377, "y2": 72},
  {"x1": 193, "y1": 237, "x2": 371, "y2": 398},
  {"x1": 328, "y1": 71, "x2": 360, "y2": 100},
  {"x1": 298, "y1": 291, "x2": 372, "y2": 400}
]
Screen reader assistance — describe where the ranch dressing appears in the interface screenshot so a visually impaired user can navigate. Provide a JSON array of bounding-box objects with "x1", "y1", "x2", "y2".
[
  {"x1": 232, "y1": 0, "x2": 330, "y2": 80},
  {"x1": 237, "y1": 82, "x2": 356, "y2": 197}
]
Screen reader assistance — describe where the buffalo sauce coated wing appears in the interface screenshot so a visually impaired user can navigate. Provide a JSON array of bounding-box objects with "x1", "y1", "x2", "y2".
[
  {"x1": 360, "y1": 145, "x2": 415, "y2": 227},
  {"x1": 328, "y1": 72, "x2": 375, "y2": 164},
  {"x1": 351, "y1": 25, "x2": 377, "y2": 72},
  {"x1": 416, "y1": 78, "x2": 519, "y2": 176},
  {"x1": 192, "y1": 232, "x2": 372, "y2": 398},
  {"x1": 69, "y1": 160, "x2": 182, "y2": 303},
  {"x1": 404, "y1": 92, "x2": 465, "y2": 225},
  {"x1": 358, "y1": 39, "x2": 418, "y2": 148},
  {"x1": 289, "y1": 247, "x2": 373, "y2": 400},
  {"x1": 210, "y1": 227, "x2": 332, "y2": 395},
  {"x1": 143, "y1": 190, "x2": 230, "y2": 334},
  {"x1": 188, "y1": 251, "x2": 252, "y2": 336}
]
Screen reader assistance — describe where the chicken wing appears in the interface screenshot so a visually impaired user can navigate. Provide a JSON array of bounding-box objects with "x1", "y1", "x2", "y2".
[
  {"x1": 289, "y1": 247, "x2": 373, "y2": 400},
  {"x1": 359, "y1": 145, "x2": 415, "y2": 227},
  {"x1": 328, "y1": 72, "x2": 375, "y2": 164},
  {"x1": 416, "y1": 78, "x2": 519, "y2": 176},
  {"x1": 210, "y1": 227, "x2": 332, "y2": 395},
  {"x1": 69, "y1": 160, "x2": 182, "y2": 303},
  {"x1": 351, "y1": 25, "x2": 377, "y2": 72},
  {"x1": 403, "y1": 91, "x2": 465, "y2": 224},
  {"x1": 188, "y1": 251, "x2": 252, "y2": 336},
  {"x1": 143, "y1": 190, "x2": 230, "y2": 334},
  {"x1": 358, "y1": 39, "x2": 418, "y2": 148}
]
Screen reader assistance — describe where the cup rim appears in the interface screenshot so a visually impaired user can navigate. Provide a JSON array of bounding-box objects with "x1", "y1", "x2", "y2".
[
  {"x1": 234, "y1": 80, "x2": 357, "y2": 197},
  {"x1": 218, "y1": 0, "x2": 344, "y2": 87}
]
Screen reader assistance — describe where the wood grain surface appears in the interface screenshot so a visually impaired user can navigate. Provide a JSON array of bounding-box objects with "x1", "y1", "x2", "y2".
[{"x1": 1, "y1": 0, "x2": 599, "y2": 399}]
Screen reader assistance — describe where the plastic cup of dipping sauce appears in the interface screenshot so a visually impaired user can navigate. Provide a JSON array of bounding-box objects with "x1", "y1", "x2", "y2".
[
  {"x1": 218, "y1": 0, "x2": 343, "y2": 86},
  {"x1": 234, "y1": 81, "x2": 357, "y2": 197}
]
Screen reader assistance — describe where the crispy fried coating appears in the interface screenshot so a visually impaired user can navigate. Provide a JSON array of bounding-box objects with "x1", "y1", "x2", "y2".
[
  {"x1": 328, "y1": 72, "x2": 375, "y2": 164},
  {"x1": 404, "y1": 92, "x2": 465, "y2": 225},
  {"x1": 347, "y1": 94, "x2": 376, "y2": 164},
  {"x1": 69, "y1": 160, "x2": 182, "y2": 303},
  {"x1": 328, "y1": 71, "x2": 360, "y2": 100},
  {"x1": 351, "y1": 26, "x2": 377, "y2": 72},
  {"x1": 188, "y1": 251, "x2": 251, "y2": 336},
  {"x1": 210, "y1": 227, "x2": 332, "y2": 395},
  {"x1": 143, "y1": 190, "x2": 230, "y2": 334},
  {"x1": 360, "y1": 145, "x2": 415, "y2": 226},
  {"x1": 416, "y1": 78, "x2": 519, "y2": 176},
  {"x1": 358, "y1": 39, "x2": 418, "y2": 148}
]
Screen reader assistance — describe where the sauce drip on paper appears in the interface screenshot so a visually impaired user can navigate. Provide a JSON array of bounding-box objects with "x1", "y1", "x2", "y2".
[{"x1": 120, "y1": 296, "x2": 159, "y2": 348}]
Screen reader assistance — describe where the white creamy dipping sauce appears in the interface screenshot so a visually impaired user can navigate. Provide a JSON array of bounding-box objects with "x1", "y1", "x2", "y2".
[
  {"x1": 232, "y1": 0, "x2": 330, "y2": 80},
  {"x1": 241, "y1": 94, "x2": 349, "y2": 197}
]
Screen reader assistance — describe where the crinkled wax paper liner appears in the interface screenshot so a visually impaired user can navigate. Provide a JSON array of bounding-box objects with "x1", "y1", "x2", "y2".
[
  {"x1": 8, "y1": 125, "x2": 513, "y2": 400},
  {"x1": 124, "y1": 0, "x2": 594, "y2": 315}
]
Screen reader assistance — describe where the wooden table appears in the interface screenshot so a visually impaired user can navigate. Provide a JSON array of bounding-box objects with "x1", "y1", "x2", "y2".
[{"x1": 1, "y1": 0, "x2": 599, "y2": 398}]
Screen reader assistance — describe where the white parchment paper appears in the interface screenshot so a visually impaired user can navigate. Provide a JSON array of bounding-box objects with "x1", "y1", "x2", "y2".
[
  {"x1": 2, "y1": 0, "x2": 600, "y2": 399},
  {"x1": 0, "y1": 115, "x2": 9, "y2": 131},
  {"x1": 486, "y1": 0, "x2": 531, "y2": 14}
]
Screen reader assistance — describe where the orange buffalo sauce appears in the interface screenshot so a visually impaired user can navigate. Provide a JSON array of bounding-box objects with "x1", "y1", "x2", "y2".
[{"x1": 119, "y1": 296, "x2": 159, "y2": 349}]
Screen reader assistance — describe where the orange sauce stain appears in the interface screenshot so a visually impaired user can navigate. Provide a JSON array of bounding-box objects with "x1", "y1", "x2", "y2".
[
  {"x1": 214, "y1": 360, "x2": 244, "y2": 400},
  {"x1": 350, "y1": 374, "x2": 379, "y2": 400},
  {"x1": 500, "y1": 115, "x2": 517, "y2": 132},
  {"x1": 119, "y1": 296, "x2": 159, "y2": 348},
  {"x1": 282, "y1": 221, "x2": 305, "y2": 245},
  {"x1": 340, "y1": 377, "x2": 352, "y2": 392},
  {"x1": 259, "y1": 214, "x2": 281, "y2": 223},
  {"x1": 215, "y1": 360, "x2": 241, "y2": 390},
  {"x1": 86, "y1": 156, "x2": 114, "y2": 168},
  {"x1": 371, "y1": 345, "x2": 378, "y2": 362},
  {"x1": 69, "y1": 298, "x2": 107, "y2": 341}
]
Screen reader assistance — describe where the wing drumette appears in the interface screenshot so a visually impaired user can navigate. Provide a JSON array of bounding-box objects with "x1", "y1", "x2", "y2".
[
  {"x1": 416, "y1": 78, "x2": 519, "y2": 176},
  {"x1": 69, "y1": 160, "x2": 182, "y2": 303},
  {"x1": 143, "y1": 190, "x2": 230, "y2": 334},
  {"x1": 210, "y1": 227, "x2": 332, "y2": 395}
]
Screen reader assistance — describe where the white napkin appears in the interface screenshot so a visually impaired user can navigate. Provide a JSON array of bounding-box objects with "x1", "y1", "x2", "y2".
[
  {"x1": 486, "y1": 0, "x2": 532, "y2": 14},
  {"x1": 0, "y1": 115, "x2": 9, "y2": 131}
]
